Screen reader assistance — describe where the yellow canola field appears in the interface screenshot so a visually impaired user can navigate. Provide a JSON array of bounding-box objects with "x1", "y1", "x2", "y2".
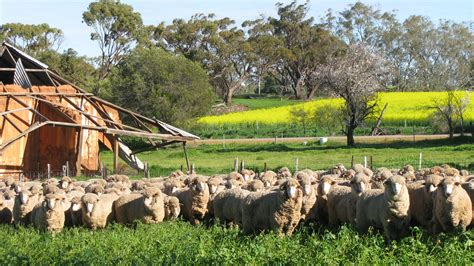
[{"x1": 198, "y1": 92, "x2": 474, "y2": 125}]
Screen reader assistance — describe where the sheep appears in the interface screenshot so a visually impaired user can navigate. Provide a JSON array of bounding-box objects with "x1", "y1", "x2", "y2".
[
  {"x1": 241, "y1": 169, "x2": 256, "y2": 183},
  {"x1": 460, "y1": 181, "x2": 474, "y2": 227},
  {"x1": 431, "y1": 177, "x2": 472, "y2": 233},
  {"x1": 213, "y1": 187, "x2": 250, "y2": 226},
  {"x1": 163, "y1": 195, "x2": 181, "y2": 220},
  {"x1": 13, "y1": 185, "x2": 44, "y2": 225},
  {"x1": 81, "y1": 193, "x2": 119, "y2": 229},
  {"x1": 105, "y1": 174, "x2": 130, "y2": 186},
  {"x1": 206, "y1": 177, "x2": 225, "y2": 217},
  {"x1": 297, "y1": 173, "x2": 317, "y2": 222},
  {"x1": 169, "y1": 170, "x2": 184, "y2": 179},
  {"x1": 259, "y1": 171, "x2": 277, "y2": 188},
  {"x1": 65, "y1": 193, "x2": 83, "y2": 227},
  {"x1": 43, "y1": 184, "x2": 63, "y2": 196},
  {"x1": 277, "y1": 167, "x2": 292, "y2": 179},
  {"x1": 352, "y1": 164, "x2": 373, "y2": 178},
  {"x1": 162, "y1": 178, "x2": 185, "y2": 195},
  {"x1": 105, "y1": 183, "x2": 131, "y2": 195},
  {"x1": 0, "y1": 193, "x2": 13, "y2": 224},
  {"x1": 225, "y1": 179, "x2": 242, "y2": 189},
  {"x1": 315, "y1": 175, "x2": 337, "y2": 224},
  {"x1": 328, "y1": 173, "x2": 371, "y2": 227},
  {"x1": 30, "y1": 193, "x2": 68, "y2": 234},
  {"x1": 173, "y1": 176, "x2": 210, "y2": 225},
  {"x1": 242, "y1": 180, "x2": 264, "y2": 192},
  {"x1": 241, "y1": 178, "x2": 303, "y2": 236},
  {"x1": 407, "y1": 174, "x2": 443, "y2": 228},
  {"x1": 85, "y1": 183, "x2": 105, "y2": 196},
  {"x1": 372, "y1": 168, "x2": 393, "y2": 189},
  {"x1": 356, "y1": 175, "x2": 410, "y2": 242},
  {"x1": 114, "y1": 187, "x2": 165, "y2": 224},
  {"x1": 58, "y1": 176, "x2": 74, "y2": 191}
]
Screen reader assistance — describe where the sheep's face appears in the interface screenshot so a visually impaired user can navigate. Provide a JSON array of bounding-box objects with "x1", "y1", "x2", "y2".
[
  {"x1": 45, "y1": 194, "x2": 66, "y2": 211},
  {"x1": 165, "y1": 198, "x2": 181, "y2": 219},
  {"x1": 424, "y1": 175, "x2": 442, "y2": 195},
  {"x1": 250, "y1": 180, "x2": 264, "y2": 192},
  {"x1": 19, "y1": 191, "x2": 32, "y2": 205},
  {"x1": 351, "y1": 174, "x2": 370, "y2": 195},
  {"x1": 190, "y1": 178, "x2": 208, "y2": 194},
  {"x1": 384, "y1": 176, "x2": 406, "y2": 196},
  {"x1": 71, "y1": 197, "x2": 82, "y2": 212},
  {"x1": 280, "y1": 179, "x2": 300, "y2": 199},
  {"x1": 319, "y1": 177, "x2": 335, "y2": 196},
  {"x1": 225, "y1": 179, "x2": 239, "y2": 190},
  {"x1": 439, "y1": 177, "x2": 460, "y2": 198},
  {"x1": 82, "y1": 194, "x2": 99, "y2": 214}
]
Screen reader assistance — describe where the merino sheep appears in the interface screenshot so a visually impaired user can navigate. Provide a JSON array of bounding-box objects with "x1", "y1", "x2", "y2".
[
  {"x1": 206, "y1": 177, "x2": 225, "y2": 217},
  {"x1": 163, "y1": 195, "x2": 181, "y2": 220},
  {"x1": 85, "y1": 183, "x2": 105, "y2": 196},
  {"x1": 0, "y1": 193, "x2": 13, "y2": 224},
  {"x1": 213, "y1": 187, "x2": 250, "y2": 226},
  {"x1": 173, "y1": 176, "x2": 210, "y2": 225},
  {"x1": 315, "y1": 175, "x2": 337, "y2": 224},
  {"x1": 58, "y1": 176, "x2": 74, "y2": 191},
  {"x1": 277, "y1": 167, "x2": 292, "y2": 179},
  {"x1": 30, "y1": 193, "x2": 68, "y2": 234},
  {"x1": 105, "y1": 175, "x2": 130, "y2": 186},
  {"x1": 297, "y1": 173, "x2": 317, "y2": 222},
  {"x1": 241, "y1": 169, "x2": 256, "y2": 183},
  {"x1": 114, "y1": 187, "x2": 165, "y2": 224},
  {"x1": 13, "y1": 185, "x2": 44, "y2": 225},
  {"x1": 460, "y1": 181, "x2": 474, "y2": 227},
  {"x1": 259, "y1": 171, "x2": 277, "y2": 188},
  {"x1": 241, "y1": 178, "x2": 303, "y2": 236},
  {"x1": 407, "y1": 174, "x2": 443, "y2": 228},
  {"x1": 81, "y1": 193, "x2": 119, "y2": 229},
  {"x1": 243, "y1": 180, "x2": 265, "y2": 192},
  {"x1": 356, "y1": 175, "x2": 410, "y2": 242},
  {"x1": 328, "y1": 173, "x2": 371, "y2": 227},
  {"x1": 432, "y1": 177, "x2": 472, "y2": 233}
]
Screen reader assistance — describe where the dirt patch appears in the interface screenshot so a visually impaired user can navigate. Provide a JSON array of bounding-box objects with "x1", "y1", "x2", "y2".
[{"x1": 209, "y1": 103, "x2": 248, "y2": 116}]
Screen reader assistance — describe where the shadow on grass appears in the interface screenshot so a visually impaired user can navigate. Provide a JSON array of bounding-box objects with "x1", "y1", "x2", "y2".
[{"x1": 205, "y1": 136, "x2": 474, "y2": 154}]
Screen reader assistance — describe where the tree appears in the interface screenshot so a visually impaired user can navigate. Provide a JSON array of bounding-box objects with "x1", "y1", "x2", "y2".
[
  {"x1": 313, "y1": 103, "x2": 344, "y2": 135},
  {"x1": 289, "y1": 105, "x2": 311, "y2": 135},
  {"x1": 83, "y1": 0, "x2": 143, "y2": 81},
  {"x1": 431, "y1": 91, "x2": 471, "y2": 138},
  {"x1": 155, "y1": 14, "x2": 254, "y2": 105},
  {"x1": 0, "y1": 23, "x2": 63, "y2": 54},
  {"x1": 109, "y1": 47, "x2": 215, "y2": 126},
  {"x1": 314, "y1": 44, "x2": 391, "y2": 146},
  {"x1": 245, "y1": 1, "x2": 342, "y2": 100},
  {"x1": 37, "y1": 49, "x2": 97, "y2": 89}
]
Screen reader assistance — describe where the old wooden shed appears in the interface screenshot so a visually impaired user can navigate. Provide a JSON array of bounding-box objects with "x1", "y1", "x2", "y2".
[{"x1": 0, "y1": 42, "x2": 199, "y2": 178}]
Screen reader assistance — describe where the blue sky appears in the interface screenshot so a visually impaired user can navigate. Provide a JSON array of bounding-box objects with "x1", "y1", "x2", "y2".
[{"x1": 1, "y1": 0, "x2": 472, "y2": 57}]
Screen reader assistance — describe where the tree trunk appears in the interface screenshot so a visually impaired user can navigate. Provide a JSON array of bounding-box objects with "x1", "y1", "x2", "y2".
[
  {"x1": 306, "y1": 86, "x2": 318, "y2": 99},
  {"x1": 347, "y1": 126, "x2": 356, "y2": 147},
  {"x1": 224, "y1": 91, "x2": 234, "y2": 105},
  {"x1": 293, "y1": 77, "x2": 305, "y2": 100},
  {"x1": 448, "y1": 119, "x2": 454, "y2": 139}
]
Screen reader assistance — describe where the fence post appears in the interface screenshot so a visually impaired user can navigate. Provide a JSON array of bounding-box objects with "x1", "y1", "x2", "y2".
[
  {"x1": 264, "y1": 162, "x2": 267, "y2": 172},
  {"x1": 351, "y1": 155, "x2": 354, "y2": 168},
  {"x1": 191, "y1": 163, "x2": 195, "y2": 174},
  {"x1": 295, "y1": 158, "x2": 299, "y2": 174},
  {"x1": 47, "y1": 164, "x2": 51, "y2": 179},
  {"x1": 240, "y1": 160, "x2": 245, "y2": 171},
  {"x1": 66, "y1": 161, "x2": 70, "y2": 176},
  {"x1": 370, "y1": 156, "x2": 373, "y2": 170},
  {"x1": 144, "y1": 163, "x2": 148, "y2": 178},
  {"x1": 364, "y1": 156, "x2": 367, "y2": 168},
  {"x1": 62, "y1": 165, "x2": 67, "y2": 177},
  {"x1": 274, "y1": 136, "x2": 277, "y2": 144},
  {"x1": 234, "y1": 158, "x2": 239, "y2": 172},
  {"x1": 419, "y1": 153, "x2": 423, "y2": 170}
]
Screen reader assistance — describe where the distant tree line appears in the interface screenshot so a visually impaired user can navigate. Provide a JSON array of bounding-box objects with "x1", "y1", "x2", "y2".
[{"x1": 1, "y1": 1, "x2": 472, "y2": 142}]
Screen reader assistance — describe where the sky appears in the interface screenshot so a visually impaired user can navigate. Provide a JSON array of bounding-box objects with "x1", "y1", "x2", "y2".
[{"x1": 0, "y1": 0, "x2": 472, "y2": 58}]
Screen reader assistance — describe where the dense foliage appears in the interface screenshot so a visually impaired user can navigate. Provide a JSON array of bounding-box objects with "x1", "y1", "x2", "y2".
[{"x1": 108, "y1": 47, "x2": 215, "y2": 126}]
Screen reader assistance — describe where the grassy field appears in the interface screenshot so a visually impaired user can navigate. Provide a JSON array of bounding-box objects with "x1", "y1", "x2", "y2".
[
  {"x1": 233, "y1": 97, "x2": 302, "y2": 110},
  {"x1": 102, "y1": 137, "x2": 474, "y2": 177},
  {"x1": 0, "y1": 222, "x2": 472, "y2": 264}
]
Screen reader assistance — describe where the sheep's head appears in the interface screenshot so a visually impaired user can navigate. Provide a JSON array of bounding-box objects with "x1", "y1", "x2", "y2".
[
  {"x1": 19, "y1": 190, "x2": 33, "y2": 205},
  {"x1": 82, "y1": 193, "x2": 100, "y2": 214},
  {"x1": 460, "y1": 170, "x2": 469, "y2": 177},
  {"x1": 319, "y1": 176, "x2": 336, "y2": 196},
  {"x1": 142, "y1": 187, "x2": 162, "y2": 208},
  {"x1": 248, "y1": 180, "x2": 264, "y2": 192},
  {"x1": 342, "y1": 169, "x2": 356, "y2": 180},
  {"x1": 3, "y1": 190, "x2": 15, "y2": 200},
  {"x1": 86, "y1": 184, "x2": 104, "y2": 196},
  {"x1": 59, "y1": 176, "x2": 72, "y2": 189},
  {"x1": 260, "y1": 171, "x2": 277, "y2": 187},
  {"x1": 207, "y1": 177, "x2": 221, "y2": 194},
  {"x1": 241, "y1": 169, "x2": 255, "y2": 182},
  {"x1": 131, "y1": 180, "x2": 146, "y2": 191},
  {"x1": 430, "y1": 166, "x2": 444, "y2": 175},
  {"x1": 383, "y1": 175, "x2": 407, "y2": 197},
  {"x1": 4, "y1": 177, "x2": 15, "y2": 187},
  {"x1": 277, "y1": 167, "x2": 292, "y2": 179},
  {"x1": 44, "y1": 193, "x2": 67, "y2": 211},
  {"x1": 297, "y1": 173, "x2": 315, "y2": 196},
  {"x1": 439, "y1": 177, "x2": 460, "y2": 198},
  {"x1": 424, "y1": 174, "x2": 443, "y2": 194},
  {"x1": 70, "y1": 196, "x2": 82, "y2": 212},
  {"x1": 350, "y1": 173, "x2": 371, "y2": 195},
  {"x1": 164, "y1": 196, "x2": 181, "y2": 219},
  {"x1": 169, "y1": 170, "x2": 184, "y2": 179},
  {"x1": 227, "y1": 171, "x2": 244, "y2": 183},
  {"x1": 189, "y1": 176, "x2": 208, "y2": 194},
  {"x1": 43, "y1": 184, "x2": 61, "y2": 196},
  {"x1": 279, "y1": 178, "x2": 300, "y2": 199},
  {"x1": 444, "y1": 167, "x2": 460, "y2": 177},
  {"x1": 225, "y1": 179, "x2": 240, "y2": 189},
  {"x1": 165, "y1": 178, "x2": 185, "y2": 194},
  {"x1": 400, "y1": 165, "x2": 415, "y2": 175}
]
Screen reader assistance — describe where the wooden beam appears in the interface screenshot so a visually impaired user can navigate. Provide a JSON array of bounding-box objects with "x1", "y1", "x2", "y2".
[
  {"x1": 6, "y1": 94, "x2": 49, "y2": 122},
  {"x1": 131, "y1": 140, "x2": 181, "y2": 155},
  {"x1": 106, "y1": 128, "x2": 195, "y2": 141},
  {"x1": 113, "y1": 136, "x2": 119, "y2": 174},
  {"x1": 75, "y1": 127, "x2": 84, "y2": 177},
  {"x1": 0, "y1": 107, "x2": 32, "y2": 116},
  {"x1": 183, "y1": 142, "x2": 190, "y2": 173},
  {"x1": 0, "y1": 92, "x2": 92, "y2": 96},
  {"x1": 0, "y1": 122, "x2": 47, "y2": 151}
]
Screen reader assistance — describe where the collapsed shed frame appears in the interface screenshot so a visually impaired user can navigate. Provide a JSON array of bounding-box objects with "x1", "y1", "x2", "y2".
[{"x1": 0, "y1": 42, "x2": 198, "y2": 177}]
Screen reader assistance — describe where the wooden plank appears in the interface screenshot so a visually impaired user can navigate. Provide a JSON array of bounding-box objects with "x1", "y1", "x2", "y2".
[
  {"x1": 0, "y1": 122, "x2": 47, "y2": 151},
  {"x1": 75, "y1": 127, "x2": 84, "y2": 177},
  {"x1": 0, "y1": 92, "x2": 92, "y2": 96},
  {"x1": 106, "y1": 128, "x2": 195, "y2": 141},
  {"x1": 0, "y1": 107, "x2": 32, "y2": 116},
  {"x1": 113, "y1": 136, "x2": 119, "y2": 174}
]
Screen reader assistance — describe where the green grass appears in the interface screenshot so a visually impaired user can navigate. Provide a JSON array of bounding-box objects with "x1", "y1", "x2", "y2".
[
  {"x1": 103, "y1": 137, "x2": 474, "y2": 177},
  {"x1": 233, "y1": 97, "x2": 301, "y2": 110},
  {"x1": 0, "y1": 222, "x2": 472, "y2": 264}
]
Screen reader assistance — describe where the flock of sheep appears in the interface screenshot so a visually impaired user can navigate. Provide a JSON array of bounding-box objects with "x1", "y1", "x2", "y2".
[{"x1": 0, "y1": 163, "x2": 472, "y2": 242}]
